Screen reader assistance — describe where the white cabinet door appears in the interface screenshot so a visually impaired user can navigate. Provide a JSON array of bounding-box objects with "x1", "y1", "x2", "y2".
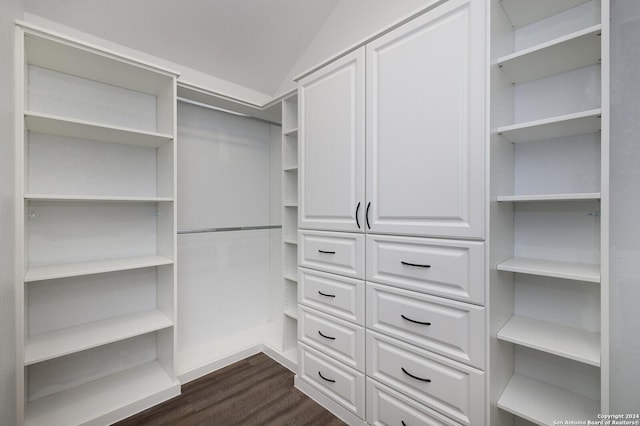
[
  {"x1": 365, "y1": 0, "x2": 486, "y2": 239},
  {"x1": 298, "y1": 48, "x2": 365, "y2": 232}
]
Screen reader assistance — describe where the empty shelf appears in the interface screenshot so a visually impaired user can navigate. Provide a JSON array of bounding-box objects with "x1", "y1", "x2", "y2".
[
  {"x1": 284, "y1": 308, "x2": 299, "y2": 320},
  {"x1": 25, "y1": 309, "x2": 173, "y2": 365},
  {"x1": 283, "y1": 127, "x2": 298, "y2": 136},
  {"x1": 497, "y1": 315, "x2": 600, "y2": 366},
  {"x1": 498, "y1": 374, "x2": 600, "y2": 425},
  {"x1": 497, "y1": 109, "x2": 601, "y2": 143},
  {"x1": 25, "y1": 111, "x2": 173, "y2": 148},
  {"x1": 497, "y1": 257, "x2": 600, "y2": 282},
  {"x1": 499, "y1": 0, "x2": 592, "y2": 28},
  {"x1": 497, "y1": 193, "x2": 600, "y2": 202},
  {"x1": 498, "y1": 25, "x2": 601, "y2": 84},
  {"x1": 26, "y1": 360, "x2": 179, "y2": 426},
  {"x1": 284, "y1": 273, "x2": 298, "y2": 282},
  {"x1": 25, "y1": 194, "x2": 173, "y2": 202},
  {"x1": 25, "y1": 255, "x2": 174, "y2": 282},
  {"x1": 284, "y1": 165, "x2": 299, "y2": 171}
]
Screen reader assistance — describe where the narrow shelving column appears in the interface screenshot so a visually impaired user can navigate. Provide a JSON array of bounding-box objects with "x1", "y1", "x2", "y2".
[
  {"x1": 489, "y1": 0, "x2": 609, "y2": 424},
  {"x1": 15, "y1": 23, "x2": 180, "y2": 426},
  {"x1": 281, "y1": 93, "x2": 299, "y2": 366}
]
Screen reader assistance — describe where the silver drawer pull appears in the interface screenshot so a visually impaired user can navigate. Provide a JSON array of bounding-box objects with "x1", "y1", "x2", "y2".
[
  {"x1": 318, "y1": 250, "x2": 336, "y2": 254},
  {"x1": 318, "y1": 371, "x2": 336, "y2": 383},
  {"x1": 318, "y1": 291, "x2": 336, "y2": 298},
  {"x1": 401, "y1": 314, "x2": 431, "y2": 326},
  {"x1": 318, "y1": 330, "x2": 336, "y2": 340},
  {"x1": 401, "y1": 367, "x2": 431, "y2": 383},
  {"x1": 401, "y1": 261, "x2": 431, "y2": 268}
]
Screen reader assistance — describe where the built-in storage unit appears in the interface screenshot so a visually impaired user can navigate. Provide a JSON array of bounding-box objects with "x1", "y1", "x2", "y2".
[
  {"x1": 296, "y1": 0, "x2": 487, "y2": 424},
  {"x1": 15, "y1": 23, "x2": 180, "y2": 425},
  {"x1": 489, "y1": 0, "x2": 609, "y2": 424},
  {"x1": 281, "y1": 93, "x2": 300, "y2": 366}
]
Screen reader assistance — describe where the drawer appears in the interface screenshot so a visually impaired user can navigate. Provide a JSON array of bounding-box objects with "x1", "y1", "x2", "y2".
[
  {"x1": 298, "y1": 343, "x2": 365, "y2": 418},
  {"x1": 366, "y1": 283, "x2": 485, "y2": 369},
  {"x1": 366, "y1": 331, "x2": 484, "y2": 426},
  {"x1": 299, "y1": 268, "x2": 364, "y2": 325},
  {"x1": 299, "y1": 230, "x2": 364, "y2": 279},
  {"x1": 366, "y1": 234, "x2": 484, "y2": 304},
  {"x1": 366, "y1": 378, "x2": 462, "y2": 426},
  {"x1": 299, "y1": 306, "x2": 365, "y2": 371}
]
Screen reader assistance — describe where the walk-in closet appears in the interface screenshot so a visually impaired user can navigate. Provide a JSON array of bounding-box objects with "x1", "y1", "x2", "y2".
[{"x1": 1, "y1": 0, "x2": 639, "y2": 425}]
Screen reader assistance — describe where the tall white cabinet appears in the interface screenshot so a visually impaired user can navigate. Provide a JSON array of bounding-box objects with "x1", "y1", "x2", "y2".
[
  {"x1": 15, "y1": 24, "x2": 180, "y2": 425},
  {"x1": 296, "y1": 0, "x2": 487, "y2": 424},
  {"x1": 490, "y1": 0, "x2": 609, "y2": 424}
]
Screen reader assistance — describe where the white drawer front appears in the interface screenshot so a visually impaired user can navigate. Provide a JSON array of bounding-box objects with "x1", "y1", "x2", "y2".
[
  {"x1": 366, "y1": 331, "x2": 485, "y2": 426},
  {"x1": 299, "y1": 230, "x2": 365, "y2": 278},
  {"x1": 366, "y1": 234, "x2": 484, "y2": 304},
  {"x1": 367, "y1": 283, "x2": 485, "y2": 369},
  {"x1": 366, "y1": 378, "x2": 462, "y2": 426},
  {"x1": 299, "y1": 268, "x2": 364, "y2": 325},
  {"x1": 299, "y1": 306, "x2": 365, "y2": 371},
  {"x1": 298, "y1": 343, "x2": 365, "y2": 418}
]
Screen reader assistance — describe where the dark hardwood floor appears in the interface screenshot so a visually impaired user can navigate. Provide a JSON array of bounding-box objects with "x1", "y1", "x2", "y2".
[{"x1": 114, "y1": 353, "x2": 346, "y2": 426}]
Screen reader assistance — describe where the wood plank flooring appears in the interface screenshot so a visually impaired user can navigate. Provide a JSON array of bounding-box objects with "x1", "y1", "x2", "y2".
[{"x1": 114, "y1": 353, "x2": 346, "y2": 425}]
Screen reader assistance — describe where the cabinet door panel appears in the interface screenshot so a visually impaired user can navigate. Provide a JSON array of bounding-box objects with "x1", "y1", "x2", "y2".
[
  {"x1": 366, "y1": 0, "x2": 485, "y2": 238},
  {"x1": 299, "y1": 48, "x2": 365, "y2": 232}
]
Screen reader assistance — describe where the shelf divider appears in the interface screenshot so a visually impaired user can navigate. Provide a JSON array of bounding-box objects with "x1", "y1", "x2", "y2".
[
  {"x1": 498, "y1": 374, "x2": 600, "y2": 425},
  {"x1": 25, "y1": 111, "x2": 173, "y2": 148},
  {"x1": 497, "y1": 257, "x2": 600, "y2": 282},
  {"x1": 25, "y1": 255, "x2": 174, "y2": 282},
  {"x1": 25, "y1": 309, "x2": 174, "y2": 366},
  {"x1": 497, "y1": 315, "x2": 600, "y2": 366},
  {"x1": 497, "y1": 109, "x2": 601, "y2": 144}
]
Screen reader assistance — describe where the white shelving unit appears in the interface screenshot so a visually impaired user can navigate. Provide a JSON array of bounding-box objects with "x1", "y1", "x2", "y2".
[
  {"x1": 281, "y1": 93, "x2": 299, "y2": 366},
  {"x1": 490, "y1": 0, "x2": 609, "y2": 424},
  {"x1": 15, "y1": 23, "x2": 180, "y2": 425}
]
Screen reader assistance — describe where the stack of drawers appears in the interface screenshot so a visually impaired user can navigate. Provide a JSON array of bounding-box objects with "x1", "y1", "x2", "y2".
[
  {"x1": 298, "y1": 231, "x2": 486, "y2": 425},
  {"x1": 298, "y1": 230, "x2": 366, "y2": 419},
  {"x1": 364, "y1": 235, "x2": 486, "y2": 425}
]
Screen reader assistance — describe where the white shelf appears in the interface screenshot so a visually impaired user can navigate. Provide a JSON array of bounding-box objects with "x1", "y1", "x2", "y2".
[
  {"x1": 25, "y1": 360, "x2": 180, "y2": 426},
  {"x1": 497, "y1": 315, "x2": 600, "y2": 366},
  {"x1": 25, "y1": 111, "x2": 173, "y2": 148},
  {"x1": 284, "y1": 127, "x2": 299, "y2": 136},
  {"x1": 284, "y1": 239, "x2": 298, "y2": 245},
  {"x1": 284, "y1": 165, "x2": 299, "y2": 172},
  {"x1": 498, "y1": 25, "x2": 602, "y2": 84},
  {"x1": 497, "y1": 374, "x2": 600, "y2": 425},
  {"x1": 284, "y1": 273, "x2": 298, "y2": 282},
  {"x1": 284, "y1": 203, "x2": 298, "y2": 207},
  {"x1": 497, "y1": 109, "x2": 601, "y2": 143},
  {"x1": 497, "y1": 257, "x2": 600, "y2": 282},
  {"x1": 25, "y1": 309, "x2": 173, "y2": 365},
  {"x1": 24, "y1": 32, "x2": 175, "y2": 95},
  {"x1": 497, "y1": 192, "x2": 600, "y2": 203},
  {"x1": 284, "y1": 308, "x2": 298, "y2": 320},
  {"x1": 25, "y1": 194, "x2": 174, "y2": 202},
  {"x1": 499, "y1": 0, "x2": 592, "y2": 28},
  {"x1": 25, "y1": 255, "x2": 174, "y2": 282}
]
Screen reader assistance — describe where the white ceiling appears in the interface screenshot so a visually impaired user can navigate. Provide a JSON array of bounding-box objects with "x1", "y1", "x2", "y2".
[{"x1": 24, "y1": 0, "x2": 340, "y2": 96}]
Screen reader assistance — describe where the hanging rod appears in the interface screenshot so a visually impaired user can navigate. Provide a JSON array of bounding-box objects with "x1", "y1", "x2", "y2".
[
  {"x1": 177, "y1": 97, "x2": 281, "y2": 126},
  {"x1": 178, "y1": 225, "x2": 282, "y2": 235}
]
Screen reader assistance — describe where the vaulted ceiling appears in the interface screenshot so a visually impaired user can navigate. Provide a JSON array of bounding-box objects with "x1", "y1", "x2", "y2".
[{"x1": 24, "y1": 0, "x2": 340, "y2": 96}]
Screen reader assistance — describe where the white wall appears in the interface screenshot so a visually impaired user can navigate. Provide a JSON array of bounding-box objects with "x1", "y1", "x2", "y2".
[
  {"x1": 275, "y1": 0, "x2": 441, "y2": 96},
  {"x1": 0, "y1": 1, "x2": 23, "y2": 424},
  {"x1": 610, "y1": 0, "x2": 640, "y2": 412}
]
